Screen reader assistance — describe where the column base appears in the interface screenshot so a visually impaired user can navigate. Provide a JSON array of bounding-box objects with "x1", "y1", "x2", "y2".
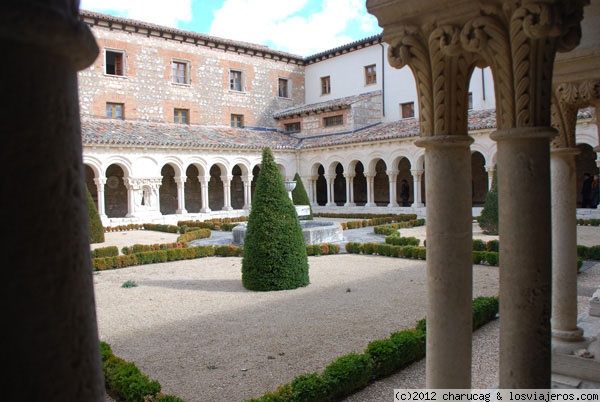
[
  {"x1": 365, "y1": 202, "x2": 377, "y2": 207},
  {"x1": 176, "y1": 209, "x2": 187, "y2": 214},
  {"x1": 388, "y1": 202, "x2": 399, "y2": 208},
  {"x1": 221, "y1": 206, "x2": 233, "y2": 211},
  {"x1": 325, "y1": 202, "x2": 337, "y2": 207},
  {"x1": 344, "y1": 202, "x2": 356, "y2": 207},
  {"x1": 200, "y1": 208, "x2": 211, "y2": 213}
]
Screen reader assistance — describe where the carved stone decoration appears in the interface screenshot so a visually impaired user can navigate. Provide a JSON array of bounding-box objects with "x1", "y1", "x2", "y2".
[{"x1": 551, "y1": 80, "x2": 600, "y2": 148}]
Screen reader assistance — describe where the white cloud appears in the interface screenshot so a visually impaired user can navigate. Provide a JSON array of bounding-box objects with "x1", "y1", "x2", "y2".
[
  {"x1": 209, "y1": 0, "x2": 381, "y2": 56},
  {"x1": 80, "y1": 0, "x2": 192, "y2": 27}
]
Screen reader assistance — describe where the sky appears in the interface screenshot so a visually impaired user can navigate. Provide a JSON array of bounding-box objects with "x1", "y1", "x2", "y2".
[{"x1": 79, "y1": 0, "x2": 383, "y2": 57}]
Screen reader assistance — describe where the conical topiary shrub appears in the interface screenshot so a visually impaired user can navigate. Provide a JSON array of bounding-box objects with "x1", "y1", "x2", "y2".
[
  {"x1": 87, "y1": 185, "x2": 105, "y2": 244},
  {"x1": 291, "y1": 172, "x2": 313, "y2": 220},
  {"x1": 242, "y1": 148, "x2": 309, "y2": 291},
  {"x1": 478, "y1": 164, "x2": 498, "y2": 235}
]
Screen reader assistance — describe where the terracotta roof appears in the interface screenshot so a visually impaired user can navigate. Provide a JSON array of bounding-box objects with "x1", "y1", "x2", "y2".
[
  {"x1": 298, "y1": 109, "x2": 497, "y2": 149},
  {"x1": 80, "y1": 118, "x2": 301, "y2": 150},
  {"x1": 81, "y1": 109, "x2": 498, "y2": 151},
  {"x1": 273, "y1": 91, "x2": 382, "y2": 119}
]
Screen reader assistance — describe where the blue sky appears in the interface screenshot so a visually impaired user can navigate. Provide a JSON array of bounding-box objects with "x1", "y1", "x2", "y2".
[{"x1": 79, "y1": 0, "x2": 383, "y2": 56}]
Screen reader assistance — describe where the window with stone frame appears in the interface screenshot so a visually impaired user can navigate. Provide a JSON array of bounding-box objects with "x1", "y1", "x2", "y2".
[
  {"x1": 105, "y1": 49, "x2": 125, "y2": 76},
  {"x1": 229, "y1": 70, "x2": 244, "y2": 91},
  {"x1": 278, "y1": 78, "x2": 290, "y2": 98},
  {"x1": 106, "y1": 102, "x2": 124, "y2": 119},
  {"x1": 323, "y1": 114, "x2": 343, "y2": 127},
  {"x1": 284, "y1": 121, "x2": 301, "y2": 133},
  {"x1": 321, "y1": 76, "x2": 331, "y2": 95},
  {"x1": 172, "y1": 60, "x2": 190, "y2": 84},
  {"x1": 231, "y1": 114, "x2": 244, "y2": 128},
  {"x1": 174, "y1": 108, "x2": 189, "y2": 124},
  {"x1": 364, "y1": 64, "x2": 376, "y2": 85},
  {"x1": 401, "y1": 102, "x2": 415, "y2": 119}
]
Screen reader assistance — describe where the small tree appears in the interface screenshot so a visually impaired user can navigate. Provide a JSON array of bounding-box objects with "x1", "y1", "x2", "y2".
[
  {"x1": 291, "y1": 172, "x2": 313, "y2": 220},
  {"x1": 242, "y1": 147, "x2": 309, "y2": 291},
  {"x1": 478, "y1": 165, "x2": 498, "y2": 235},
  {"x1": 87, "y1": 186, "x2": 105, "y2": 244}
]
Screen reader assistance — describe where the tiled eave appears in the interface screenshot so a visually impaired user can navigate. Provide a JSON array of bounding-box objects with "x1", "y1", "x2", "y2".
[
  {"x1": 273, "y1": 91, "x2": 381, "y2": 120},
  {"x1": 79, "y1": 10, "x2": 304, "y2": 64},
  {"x1": 80, "y1": 118, "x2": 301, "y2": 150}
]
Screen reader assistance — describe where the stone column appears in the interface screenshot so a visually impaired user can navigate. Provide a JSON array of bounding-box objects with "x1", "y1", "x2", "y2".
[
  {"x1": 325, "y1": 174, "x2": 336, "y2": 206},
  {"x1": 411, "y1": 169, "x2": 424, "y2": 207},
  {"x1": 243, "y1": 177, "x2": 252, "y2": 209},
  {"x1": 551, "y1": 150, "x2": 589, "y2": 353},
  {"x1": 2, "y1": 1, "x2": 105, "y2": 400},
  {"x1": 485, "y1": 165, "x2": 495, "y2": 190},
  {"x1": 222, "y1": 174, "x2": 233, "y2": 211},
  {"x1": 344, "y1": 173, "x2": 356, "y2": 206},
  {"x1": 94, "y1": 177, "x2": 107, "y2": 218},
  {"x1": 124, "y1": 179, "x2": 136, "y2": 217},
  {"x1": 175, "y1": 176, "x2": 187, "y2": 214},
  {"x1": 365, "y1": 173, "x2": 376, "y2": 207},
  {"x1": 200, "y1": 176, "x2": 211, "y2": 213},
  {"x1": 492, "y1": 128, "x2": 554, "y2": 388},
  {"x1": 387, "y1": 169, "x2": 399, "y2": 207},
  {"x1": 308, "y1": 176, "x2": 317, "y2": 206},
  {"x1": 416, "y1": 136, "x2": 474, "y2": 388}
]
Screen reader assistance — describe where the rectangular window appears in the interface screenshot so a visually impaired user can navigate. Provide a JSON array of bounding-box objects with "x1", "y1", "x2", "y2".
[
  {"x1": 278, "y1": 78, "x2": 289, "y2": 98},
  {"x1": 284, "y1": 122, "x2": 301, "y2": 133},
  {"x1": 468, "y1": 92, "x2": 473, "y2": 110},
  {"x1": 229, "y1": 70, "x2": 243, "y2": 91},
  {"x1": 401, "y1": 102, "x2": 415, "y2": 119},
  {"x1": 324, "y1": 115, "x2": 343, "y2": 127},
  {"x1": 365, "y1": 64, "x2": 377, "y2": 85},
  {"x1": 172, "y1": 60, "x2": 189, "y2": 84},
  {"x1": 321, "y1": 76, "x2": 331, "y2": 95},
  {"x1": 174, "y1": 108, "x2": 189, "y2": 124},
  {"x1": 231, "y1": 114, "x2": 244, "y2": 128},
  {"x1": 105, "y1": 50, "x2": 124, "y2": 76},
  {"x1": 106, "y1": 102, "x2": 124, "y2": 119}
]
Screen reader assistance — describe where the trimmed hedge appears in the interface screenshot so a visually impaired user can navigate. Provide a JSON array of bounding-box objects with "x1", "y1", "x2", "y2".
[
  {"x1": 246, "y1": 295, "x2": 499, "y2": 402},
  {"x1": 91, "y1": 246, "x2": 119, "y2": 258},
  {"x1": 101, "y1": 342, "x2": 184, "y2": 402}
]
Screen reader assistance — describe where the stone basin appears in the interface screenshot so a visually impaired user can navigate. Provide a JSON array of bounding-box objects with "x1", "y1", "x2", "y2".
[{"x1": 232, "y1": 220, "x2": 343, "y2": 246}]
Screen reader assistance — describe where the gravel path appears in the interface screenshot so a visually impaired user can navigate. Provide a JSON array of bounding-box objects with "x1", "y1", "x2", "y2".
[{"x1": 92, "y1": 224, "x2": 600, "y2": 402}]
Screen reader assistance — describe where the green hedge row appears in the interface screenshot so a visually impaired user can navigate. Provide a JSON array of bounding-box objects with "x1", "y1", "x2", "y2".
[
  {"x1": 121, "y1": 242, "x2": 188, "y2": 255},
  {"x1": 91, "y1": 246, "x2": 119, "y2": 258},
  {"x1": 306, "y1": 243, "x2": 341, "y2": 256},
  {"x1": 176, "y1": 228, "x2": 211, "y2": 243},
  {"x1": 345, "y1": 241, "x2": 501, "y2": 266},
  {"x1": 577, "y1": 219, "x2": 600, "y2": 226},
  {"x1": 246, "y1": 295, "x2": 499, "y2": 402},
  {"x1": 372, "y1": 219, "x2": 426, "y2": 235},
  {"x1": 315, "y1": 213, "x2": 418, "y2": 221},
  {"x1": 100, "y1": 342, "x2": 185, "y2": 402}
]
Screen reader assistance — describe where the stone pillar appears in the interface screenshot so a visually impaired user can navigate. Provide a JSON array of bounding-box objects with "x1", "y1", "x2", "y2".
[
  {"x1": 124, "y1": 179, "x2": 136, "y2": 217},
  {"x1": 312, "y1": 177, "x2": 318, "y2": 205},
  {"x1": 416, "y1": 136, "x2": 474, "y2": 388},
  {"x1": 243, "y1": 177, "x2": 252, "y2": 209},
  {"x1": 485, "y1": 165, "x2": 495, "y2": 190},
  {"x1": 94, "y1": 177, "x2": 107, "y2": 218},
  {"x1": 365, "y1": 173, "x2": 376, "y2": 207},
  {"x1": 411, "y1": 169, "x2": 424, "y2": 207},
  {"x1": 222, "y1": 174, "x2": 233, "y2": 211},
  {"x1": 551, "y1": 148, "x2": 589, "y2": 352},
  {"x1": 200, "y1": 176, "x2": 211, "y2": 213},
  {"x1": 175, "y1": 176, "x2": 187, "y2": 214},
  {"x1": 325, "y1": 174, "x2": 336, "y2": 206},
  {"x1": 2, "y1": 1, "x2": 105, "y2": 400},
  {"x1": 344, "y1": 173, "x2": 356, "y2": 206},
  {"x1": 387, "y1": 169, "x2": 399, "y2": 207},
  {"x1": 492, "y1": 128, "x2": 554, "y2": 388}
]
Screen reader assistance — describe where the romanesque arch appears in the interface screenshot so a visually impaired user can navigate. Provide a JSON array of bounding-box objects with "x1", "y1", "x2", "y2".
[{"x1": 160, "y1": 164, "x2": 178, "y2": 215}]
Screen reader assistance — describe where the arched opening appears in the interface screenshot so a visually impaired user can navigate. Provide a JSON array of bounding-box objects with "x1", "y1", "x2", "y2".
[
  {"x1": 576, "y1": 143, "x2": 598, "y2": 207},
  {"x1": 105, "y1": 164, "x2": 127, "y2": 218},
  {"x1": 185, "y1": 165, "x2": 202, "y2": 213},
  {"x1": 471, "y1": 152, "x2": 488, "y2": 206},
  {"x1": 396, "y1": 157, "x2": 413, "y2": 206},
  {"x1": 374, "y1": 159, "x2": 388, "y2": 206},
  {"x1": 208, "y1": 165, "x2": 224, "y2": 210},
  {"x1": 84, "y1": 165, "x2": 98, "y2": 209},
  {"x1": 333, "y1": 163, "x2": 346, "y2": 206},
  {"x1": 316, "y1": 164, "x2": 327, "y2": 206},
  {"x1": 353, "y1": 162, "x2": 367, "y2": 206},
  {"x1": 160, "y1": 164, "x2": 177, "y2": 215},
  {"x1": 231, "y1": 165, "x2": 244, "y2": 209}
]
